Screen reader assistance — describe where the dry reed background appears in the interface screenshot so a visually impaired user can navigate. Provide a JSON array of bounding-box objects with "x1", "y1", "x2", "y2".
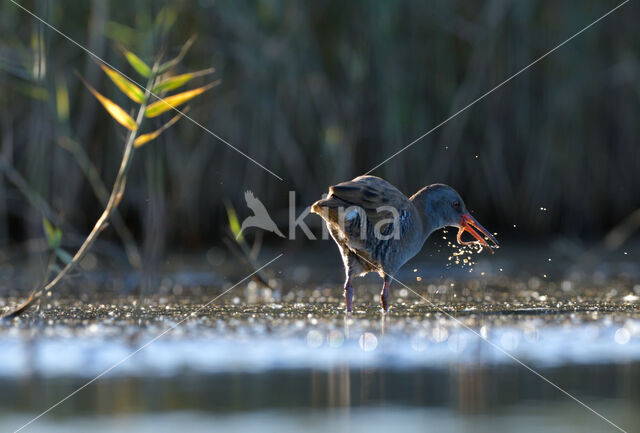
[{"x1": 0, "y1": 0, "x2": 639, "y2": 260}]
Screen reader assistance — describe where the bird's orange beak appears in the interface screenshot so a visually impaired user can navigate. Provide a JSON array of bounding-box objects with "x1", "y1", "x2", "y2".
[{"x1": 457, "y1": 214, "x2": 499, "y2": 253}]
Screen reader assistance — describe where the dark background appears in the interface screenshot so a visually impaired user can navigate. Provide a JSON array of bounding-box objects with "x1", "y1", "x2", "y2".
[{"x1": 1, "y1": 0, "x2": 639, "y2": 255}]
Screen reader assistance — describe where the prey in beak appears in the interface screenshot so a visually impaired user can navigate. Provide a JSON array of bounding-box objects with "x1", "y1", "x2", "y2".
[{"x1": 457, "y1": 213, "x2": 499, "y2": 253}]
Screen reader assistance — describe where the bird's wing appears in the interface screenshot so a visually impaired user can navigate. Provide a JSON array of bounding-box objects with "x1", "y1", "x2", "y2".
[
  {"x1": 244, "y1": 190, "x2": 256, "y2": 205},
  {"x1": 244, "y1": 190, "x2": 269, "y2": 215},
  {"x1": 313, "y1": 175, "x2": 412, "y2": 227}
]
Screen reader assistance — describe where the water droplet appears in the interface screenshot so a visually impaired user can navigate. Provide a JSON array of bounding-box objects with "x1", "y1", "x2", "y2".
[
  {"x1": 614, "y1": 328, "x2": 630, "y2": 345},
  {"x1": 501, "y1": 332, "x2": 519, "y2": 351},
  {"x1": 307, "y1": 330, "x2": 323, "y2": 348},
  {"x1": 359, "y1": 332, "x2": 378, "y2": 351},
  {"x1": 328, "y1": 330, "x2": 344, "y2": 348},
  {"x1": 448, "y1": 333, "x2": 467, "y2": 353},
  {"x1": 411, "y1": 332, "x2": 428, "y2": 351},
  {"x1": 432, "y1": 325, "x2": 448, "y2": 343}
]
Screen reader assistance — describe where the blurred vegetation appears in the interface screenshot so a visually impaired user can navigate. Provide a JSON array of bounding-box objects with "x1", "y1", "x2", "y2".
[
  {"x1": 0, "y1": 0, "x2": 639, "y2": 265},
  {"x1": 1, "y1": 15, "x2": 215, "y2": 315}
]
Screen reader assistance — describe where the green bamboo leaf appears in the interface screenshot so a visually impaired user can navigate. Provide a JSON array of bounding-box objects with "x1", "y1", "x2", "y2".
[
  {"x1": 154, "y1": 6, "x2": 177, "y2": 33},
  {"x1": 100, "y1": 64, "x2": 145, "y2": 103},
  {"x1": 121, "y1": 48, "x2": 151, "y2": 78},
  {"x1": 54, "y1": 228, "x2": 62, "y2": 247},
  {"x1": 78, "y1": 75, "x2": 138, "y2": 131},
  {"x1": 145, "y1": 81, "x2": 219, "y2": 118},
  {"x1": 134, "y1": 109, "x2": 186, "y2": 147},
  {"x1": 152, "y1": 68, "x2": 215, "y2": 93},
  {"x1": 105, "y1": 21, "x2": 134, "y2": 45}
]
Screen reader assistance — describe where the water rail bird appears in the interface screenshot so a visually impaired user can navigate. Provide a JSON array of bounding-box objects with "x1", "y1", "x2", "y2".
[{"x1": 312, "y1": 175, "x2": 498, "y2": 312}]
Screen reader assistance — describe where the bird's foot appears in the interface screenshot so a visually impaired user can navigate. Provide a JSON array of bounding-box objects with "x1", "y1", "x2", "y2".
[
  {"x1": 379, "y1": 277, "x2": 390, "y2": 314},
  {"x1": 380, "y1": 296, "x2": 389, "y2": 314}
]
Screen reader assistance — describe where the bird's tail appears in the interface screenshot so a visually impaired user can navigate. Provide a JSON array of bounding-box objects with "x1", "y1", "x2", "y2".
[
  {"x1": 311, "y1": 197, "x2": 337, "y2": 215},
  {"x1": 310, "y1": 199, "x2": 326, "y2": 215},
  {"x1": 312, "y1": 195, "x2": 354, "y2": 223}
]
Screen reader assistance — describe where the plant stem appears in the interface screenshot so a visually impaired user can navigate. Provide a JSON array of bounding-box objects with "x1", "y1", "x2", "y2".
[
  {"x1": 61, "y1": 136, "x2": 142, "y2": 268},
  {"x1": 1, "y1": 75, "x2": 154, "y2": 319}
]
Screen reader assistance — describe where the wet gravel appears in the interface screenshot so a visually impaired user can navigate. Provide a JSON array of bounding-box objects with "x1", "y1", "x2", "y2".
[
  {"x1": 2, "y1": 273, "x2": 639, "y2": 324},
  {"x1": 0, "y1": 275, "x2": 638, "y2": 377}
]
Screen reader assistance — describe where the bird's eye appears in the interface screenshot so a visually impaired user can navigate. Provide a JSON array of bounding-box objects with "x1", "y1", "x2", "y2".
[{"x1": 453, "y1": 201, "x2": 460, "y2": 209}]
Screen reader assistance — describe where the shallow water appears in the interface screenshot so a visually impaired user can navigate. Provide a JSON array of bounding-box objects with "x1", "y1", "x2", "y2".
[
  {"x1": 3, "y1": 402, "x2": 639, "y2": 433},
  {"x1": 1, "y1": 288, "x2": 639, "y2": 432},
  {"x1": 1, "y1": 293, "x2": 639, "y2": 377},
  {"x1": 1, "y1": 242, "x2": 639, "y2": 432}
]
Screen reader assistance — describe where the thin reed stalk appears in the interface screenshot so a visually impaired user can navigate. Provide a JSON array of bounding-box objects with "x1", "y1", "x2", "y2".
[{"x1": 1, "y1": 71, "x2": 155, "y2": 319}]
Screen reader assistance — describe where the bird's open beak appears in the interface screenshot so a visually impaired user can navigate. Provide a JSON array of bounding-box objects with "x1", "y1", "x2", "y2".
[{"x1": 457, "y1": 213, "x2": 499, "y2": 253}]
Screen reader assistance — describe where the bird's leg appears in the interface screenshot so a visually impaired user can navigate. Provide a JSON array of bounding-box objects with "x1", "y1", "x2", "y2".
[
  {"x1": 344, "y1": 278, "x2": 354, "y2": 313},
  {"x1": 380, "y1": 275, "x2": 391, "y2": 313}
]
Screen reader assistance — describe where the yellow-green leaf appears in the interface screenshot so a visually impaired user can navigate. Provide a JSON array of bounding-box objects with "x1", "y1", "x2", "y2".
[
  {"x1": 134, "y1": 110, "x2": 185, "y2": 147},
  {"x1": 79, "y1": 76, "x2": 138, "y2": 130},
  {"x1": 133, "y1": 131, "x2": 161, "y2": 148},
  {"x1": 152, "y1": 68, "x2": 215, "y2": 94},
  {"x1": 42, "y1": 217, "x2": 62, "y2": 249},
  {"x1": 122, "y1": 48, "x2": 151, "y2": 78},
  {"x1": 225, "y1": 204, "x2": 243, "y2": 241},
  {"x1": 42, "y1": 217, "x2": 55, "y2": 245},
  {"x1": 56, "y1": 82, "x2": 69, "y2": 121},
  {"x1": 100, "y1": 64, "x2": 145, "y2": 103},
  {"x1": 145, "y1": 81, "x2": 219, "y2": 118}
]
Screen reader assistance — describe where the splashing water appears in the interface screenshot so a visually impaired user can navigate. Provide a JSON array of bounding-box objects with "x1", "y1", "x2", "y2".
[{"x1": 440, "y1": 229, "x2": 485, "y2": 270}]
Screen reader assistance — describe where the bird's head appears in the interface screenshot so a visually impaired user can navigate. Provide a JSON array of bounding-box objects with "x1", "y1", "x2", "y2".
[{"x1": 413, "y1": 184, "x2": 499, "y2": 253}]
